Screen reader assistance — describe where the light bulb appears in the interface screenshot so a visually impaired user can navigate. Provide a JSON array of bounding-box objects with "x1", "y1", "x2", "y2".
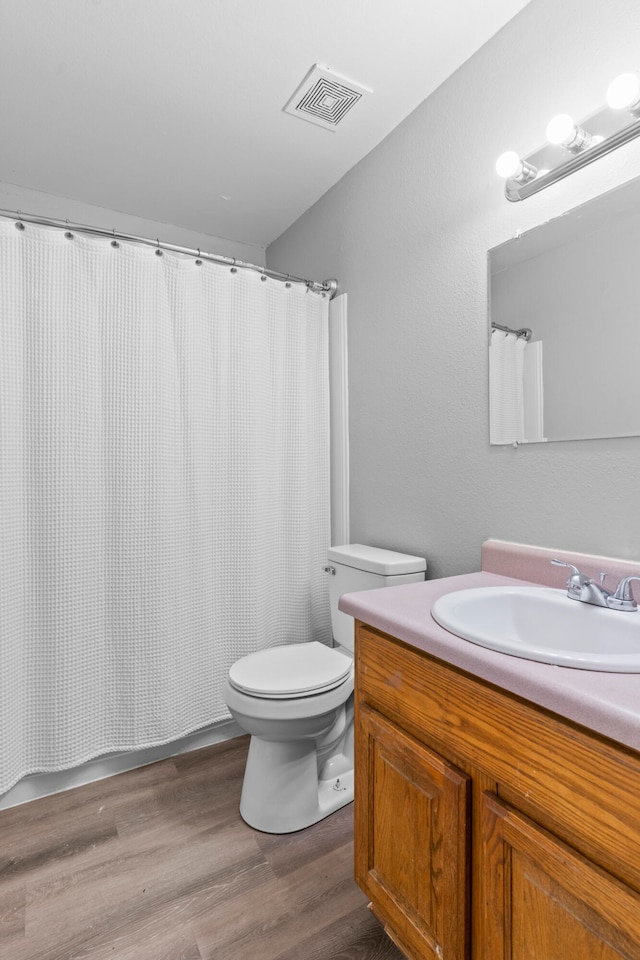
[
  {"x1": 546, "y1": 114, "x2": 577, "y2": 146},
  {"x1": 495, "y1": 151, "x2": 522, "y2": 178},
  {"x1": 606, "y1": 72, "x2": 640, "y2": 112},
  {"x1": 495, "y1": 151, "x2": 538, "y2": 185},
  {"x1": 546, "y1": 113, "x2": 595, "y2": 153},
  {"x1": 496, "y1": 150, "x2": 538, "y2": 184}
]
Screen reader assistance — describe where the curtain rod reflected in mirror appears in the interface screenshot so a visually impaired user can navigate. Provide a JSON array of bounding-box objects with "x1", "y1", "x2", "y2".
[
  {"x1": 496, "y1": 71, "x2": 640, "y2": 201},
  {"x1": 491, "y1": 322, "x2": 532, "y2": 341}
]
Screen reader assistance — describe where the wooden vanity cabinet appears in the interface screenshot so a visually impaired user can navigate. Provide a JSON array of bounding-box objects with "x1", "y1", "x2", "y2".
[{"x1": 354, "y1": 621, "x2": 640, "y2": 960}]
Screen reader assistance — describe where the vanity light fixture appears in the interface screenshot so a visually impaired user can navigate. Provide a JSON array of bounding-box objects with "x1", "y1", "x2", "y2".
[{"x1": 497, "y1": 70, "x2": 640, "y2": 201}]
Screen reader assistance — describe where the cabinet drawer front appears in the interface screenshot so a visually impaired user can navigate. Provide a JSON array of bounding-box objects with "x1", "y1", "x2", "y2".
[
  {"x1": 356, "y1": 622, "x2": 640, "y2": 891},
  {"x1": 481, "y1": 791, "x2": 640, "y2": 960},
  {"x1": 355, "y1": 703, "x2": 470, "y2": 960}
]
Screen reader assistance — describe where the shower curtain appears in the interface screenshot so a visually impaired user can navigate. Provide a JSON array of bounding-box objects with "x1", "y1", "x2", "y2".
[{"x1": 0, "y1": 220, "x2": 331, "y2": 796}]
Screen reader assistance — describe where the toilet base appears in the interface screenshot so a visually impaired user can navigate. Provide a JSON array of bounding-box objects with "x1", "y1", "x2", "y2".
[{"x1": 239, "y1": 734, "x2": 354, "y2": 834}]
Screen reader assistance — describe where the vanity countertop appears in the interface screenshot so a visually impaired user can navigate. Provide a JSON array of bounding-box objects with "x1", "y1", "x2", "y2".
[{"x1": 340, "y1": 542, "x2": 640, "y2": 753}]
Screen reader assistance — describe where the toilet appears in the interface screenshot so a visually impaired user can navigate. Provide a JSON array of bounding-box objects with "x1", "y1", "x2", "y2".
[{"x1": 224, "y1": 544, "x2": 426, "y2": 833}]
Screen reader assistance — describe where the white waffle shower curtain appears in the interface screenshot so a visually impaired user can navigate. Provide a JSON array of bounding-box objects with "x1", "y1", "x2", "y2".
[{"x1": 0, "y1": 220, "x2": 331, "y2": 795}]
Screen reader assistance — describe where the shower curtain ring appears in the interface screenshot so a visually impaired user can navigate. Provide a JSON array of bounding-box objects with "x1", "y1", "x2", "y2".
[
  {"x1": 155, "y1": 239, "x2": 163, "y2": 257},
  {"x1": 230, "y1": 257, "x2": 237, "y2": 274}
]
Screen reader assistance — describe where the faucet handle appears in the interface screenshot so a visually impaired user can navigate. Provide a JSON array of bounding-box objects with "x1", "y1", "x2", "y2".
[
  {"x1": 551, "y1": 559, "x2": 590, "y2": 599},
  {"x1": 609, "y1": 576, "x2": 640, "y2": 612},
  {"x1": 551, "y1": 559, "x2": 583, "y2": 576}
]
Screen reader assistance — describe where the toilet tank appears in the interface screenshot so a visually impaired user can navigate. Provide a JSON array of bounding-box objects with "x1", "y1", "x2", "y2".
[{"x1": 327, "y1": 544, "x2": 426, "y2": 653}]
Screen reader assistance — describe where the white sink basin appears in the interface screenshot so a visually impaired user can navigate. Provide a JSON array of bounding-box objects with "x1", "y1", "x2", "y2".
[{"x1": 431, "y1": 586, "x2": 640, "y2": 672}]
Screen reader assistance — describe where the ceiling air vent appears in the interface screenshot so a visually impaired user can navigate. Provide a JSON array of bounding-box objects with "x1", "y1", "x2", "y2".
[{"x1": 283, "y1": 64, "x2": 371, "y2": 131}]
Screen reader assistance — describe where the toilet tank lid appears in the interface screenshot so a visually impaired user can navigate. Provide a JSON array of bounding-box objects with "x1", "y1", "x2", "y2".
[{"x1": 327, "y1": 544, "x2": 426, "y2": 575}]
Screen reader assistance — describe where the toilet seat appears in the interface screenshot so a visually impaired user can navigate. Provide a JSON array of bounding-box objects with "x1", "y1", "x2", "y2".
[{"x1": 228, "y1": 641, "x2": 352, "y2": 699}]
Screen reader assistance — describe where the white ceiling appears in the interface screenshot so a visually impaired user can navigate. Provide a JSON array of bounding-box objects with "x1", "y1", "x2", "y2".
[{"x1": 0, "y1": 0, "x2": 530, "y2": 248}]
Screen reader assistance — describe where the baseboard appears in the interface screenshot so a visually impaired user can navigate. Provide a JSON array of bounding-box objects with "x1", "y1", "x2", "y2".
[{"x1": 0, "y1": 719, "x2": 244, "y2": 811}]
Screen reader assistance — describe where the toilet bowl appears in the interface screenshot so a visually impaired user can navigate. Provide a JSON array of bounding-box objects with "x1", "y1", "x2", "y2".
[{"x1": 225, "y1": 544, "x2": 426, "y2": 833}]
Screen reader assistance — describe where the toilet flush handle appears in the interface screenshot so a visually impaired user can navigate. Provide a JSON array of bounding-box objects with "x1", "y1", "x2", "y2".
[{"x1": 323, "y1": 565, "x2": 336, "y2": 575}]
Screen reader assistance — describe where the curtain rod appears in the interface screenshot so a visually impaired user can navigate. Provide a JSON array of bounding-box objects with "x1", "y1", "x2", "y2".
[
  {"x1": 491, "y1": 321, "x2": 532, "y2": 341},
  {"x1": 0, "y1": 208, "x2": 338, "y2": 299}
]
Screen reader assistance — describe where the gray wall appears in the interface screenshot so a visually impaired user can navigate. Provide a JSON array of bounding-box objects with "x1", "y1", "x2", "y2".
[
  {"x1": 0, "y1": 181, "x2": 265, "y2": 266},
  {"x1": 267, "y1": 0, "x2": 640, "y2": 578}
]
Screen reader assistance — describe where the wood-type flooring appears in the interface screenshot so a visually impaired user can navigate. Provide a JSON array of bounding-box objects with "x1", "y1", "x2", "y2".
[{"x1": 0, "y1": 735, "x2": 405, "y2": 960}]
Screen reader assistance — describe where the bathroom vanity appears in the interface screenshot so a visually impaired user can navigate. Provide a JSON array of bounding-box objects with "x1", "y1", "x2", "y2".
[{"x1": 342, "y1": 541, "x2": 640, "y2": 960}]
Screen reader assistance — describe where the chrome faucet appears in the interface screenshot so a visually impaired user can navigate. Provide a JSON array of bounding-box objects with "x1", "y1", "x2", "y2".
[{"x1": 551, "y1": 559, "x2": 640, "y2": 612}]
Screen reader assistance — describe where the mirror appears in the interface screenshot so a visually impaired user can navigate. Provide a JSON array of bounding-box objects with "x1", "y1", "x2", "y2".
[{"x1": 488, "y1": 175, "x2": 640, "y2": 444}]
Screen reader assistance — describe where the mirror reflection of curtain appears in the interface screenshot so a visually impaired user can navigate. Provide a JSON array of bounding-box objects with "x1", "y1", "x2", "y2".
[
  {"x1": 490, "y1": 329, "x2": 526, "y2": 444},
  {"x1": 523, "y1": 340, "x2": 545, "y2": 442},
  {"x1": 490, "y1": 330, "x2": 545, "y2": 444}
]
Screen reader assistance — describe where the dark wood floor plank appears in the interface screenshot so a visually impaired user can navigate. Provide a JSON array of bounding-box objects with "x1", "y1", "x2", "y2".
[
  {"x1": 255, "y1": 799, "x2": 356, "y2": 878},
  {"x1": 0, "y1": 885, "x2": 25, "y2": 938},
  {"x1": 0, "y1": 757, "x2": 179, "y2": 880},
  {"x1": 21, "y1": 825, "x2": 265, "y2": 959},
  {"x1": 0, "y1": 736, "x2": 402, "y2": 960},
  {"x1": 193, "y1": 840, "x2": 368, "y2": 960},
  {"x1": 273, "y1": 905, "x2": 407, "y2": 960},
  {"x1": 69, "y1": 924, "x2": 204, "y2": 960}
]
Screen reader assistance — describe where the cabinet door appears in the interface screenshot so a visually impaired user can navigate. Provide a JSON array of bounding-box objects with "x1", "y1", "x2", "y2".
[
  {"x1": 481, "y1": 791, "x2": 640, "y2": 960},
  {"x1": 355, "y1": 704, "x2": 470, "y2": 960}
]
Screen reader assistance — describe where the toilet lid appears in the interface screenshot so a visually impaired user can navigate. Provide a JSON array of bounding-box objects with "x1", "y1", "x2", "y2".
[{"x1": 228, "y1": 642, "x2": 352, "y2": 699}]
